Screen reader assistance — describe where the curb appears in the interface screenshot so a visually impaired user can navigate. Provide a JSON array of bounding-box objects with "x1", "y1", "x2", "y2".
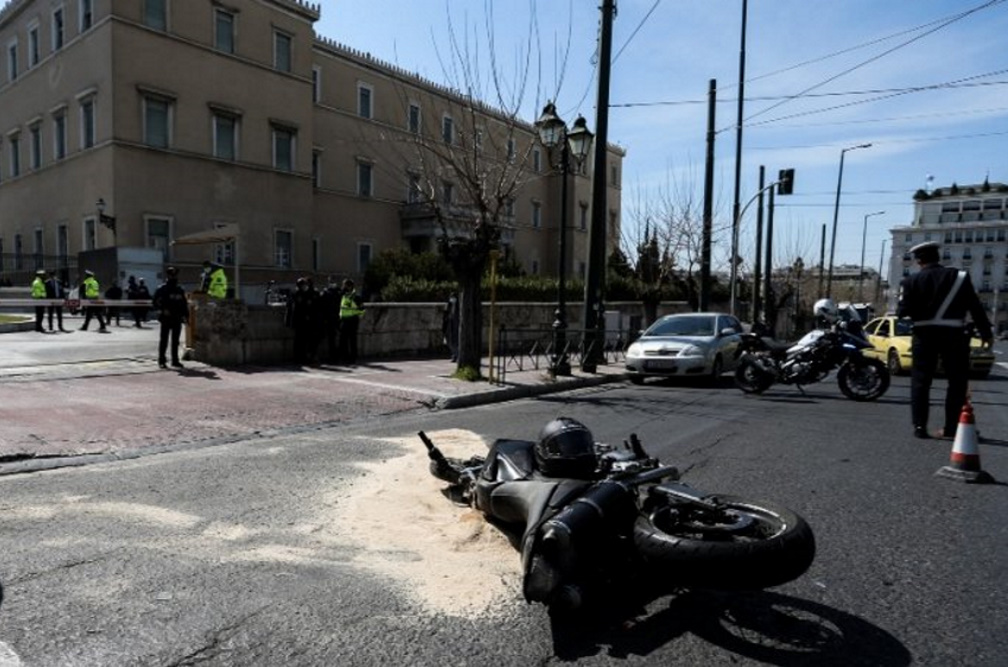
[
  {"x1": 436, "y1": 371, "x2": 628, "y2": 409},
  {"x1": 0, "y1": 321, "x2": 36, "y2": 333}
]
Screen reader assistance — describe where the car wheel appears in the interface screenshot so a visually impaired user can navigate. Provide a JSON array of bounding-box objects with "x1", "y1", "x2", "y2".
[{"x1": 887, "y1": 348, "x2": 902, "y2": 375}]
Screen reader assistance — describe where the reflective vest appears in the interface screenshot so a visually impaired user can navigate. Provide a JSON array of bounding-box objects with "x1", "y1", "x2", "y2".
[
  {"x1": 83, "y1": 276, "x2": 100, "y2": 299},
  {"x1": 340, "y1": 293, "x2": 364, "y2": 319},
  {"x1": 207, "y1": 268, "x2": 228, "y2": 299},
  {"x1": 31, "y1": 277, "x2": 46, "y2": 298}
]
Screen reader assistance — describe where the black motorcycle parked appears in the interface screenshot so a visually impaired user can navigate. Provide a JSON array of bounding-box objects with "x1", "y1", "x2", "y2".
[
  {"x1": 419, "y1": 418, "x2": 815, "y2": 610},
  {"x1": 734, "y1": 321, "x2": 890, "y2": 401}
]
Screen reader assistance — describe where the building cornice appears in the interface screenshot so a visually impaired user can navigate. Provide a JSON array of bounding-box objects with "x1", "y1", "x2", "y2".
[{"x1": 0, "y1": 0, "x2": 30, "y2": 28}]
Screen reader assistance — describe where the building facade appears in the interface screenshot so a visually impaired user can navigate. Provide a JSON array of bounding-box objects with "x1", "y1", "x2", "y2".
[
  {"x1": 0, "y1": 0, "x2": 624, "y2": 297},
  {"x1": 888, "y1": 180, "x2": 1008, "y2": 334}
]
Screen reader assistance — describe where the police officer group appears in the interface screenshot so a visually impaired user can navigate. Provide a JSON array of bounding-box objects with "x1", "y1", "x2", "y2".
[
  {"x1": 285, "y1": 277, "x2": 363, "y2": 365},
  {"x1": 30, "y1": 264, "x2": 230, "y2": 371}
]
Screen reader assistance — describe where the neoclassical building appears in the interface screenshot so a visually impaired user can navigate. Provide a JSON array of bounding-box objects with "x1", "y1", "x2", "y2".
[
  {"x1": 888, "y1": 180, "x2": 1008, "y2": 334},
  {"x1": 0, "y1": 0, "x2": 624, "y2": 297}
]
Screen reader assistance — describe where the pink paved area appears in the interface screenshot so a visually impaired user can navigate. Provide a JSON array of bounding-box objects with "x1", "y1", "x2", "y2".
[{"x1": 0, "y1": 357, "x2": 623, "y2": 462}]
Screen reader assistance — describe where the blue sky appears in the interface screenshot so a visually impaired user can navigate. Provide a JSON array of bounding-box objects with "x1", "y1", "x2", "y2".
[{"x1": 318, "y1": 1, "x2": 1008, "y2": 281}]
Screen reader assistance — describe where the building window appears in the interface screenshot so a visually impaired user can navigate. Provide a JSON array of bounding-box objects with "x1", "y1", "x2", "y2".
[
  {"x1": 33, "y1": 228, "x2": 44, "y2": 266},
  {"x1": 311, "y1": 151, "x2": 320, "y2": 188},
  {"x1": 610, "y1": 164, "x2": 618, "y2": 187},
  {"x1": 79, "y1": 0, "x2": 93, "y2": 31},
  {"x1": 579, "y1": 261, "x2": 586, "y2": 279},
  {"x1": 274, "y1": 31, "x2": 292, "y2": 73},
  {"x1": 144, "y1": 0, "x2": 167, "y2": 31},
  {"x1": 505, "y1": 198, "x2": 514, "y2": 217},
  {"x1": 533, "y1": 148, "x2": 541, "y2": 173},
  {"x1": 357, "y1": 242, "x2": 372, "y2": 273},
  {"x1": 52, "y1": 7, "x2": 65, "y2": 51},
  {"x1": 904, "y1": 233, "x2": 912, "y2": 243},
  {"x1": 474, "y1": 128, "x2": 483, "y2": 152},
  {"x1": 80, "y1": 97, "x2": 95, "y2": 148},
  {"x1": 14, "y1": 234, "x2": 23, "y2": 270},
  {"x1": 143, "y1": 96, "x2": 171, "y2": 148},
  {"x1": 531, "y1": 201, "x2": 541, "y2": 229},
  {"x1": 146, "y1": 217, "x2": 171, "y2": 260},
  {"x1": 312, "y1": 238, "x2": 320, "y2": 271},
  {"x1": 507, "y1": 137, "x2": 516, "y2": 162},
  {"x1": 357, "y1": 161, "x2": 373, "y2": 197},
  {"x1": 407, "y1": 173, "x2": 421, "y2": 203},
  {"x1": 212, "y1": 113, "x2": 237, "y2": 161},
  {"x1": 28, "y1": 23, "x2": 39, "y2": 67},
  {"x1": 579, "y1": 204, "x2": 588, "y2": 231},
  {"x1": 272, "y1": 126, "x2": 295, "y2": 172},
  {"x1": 274, "y1": 229, "x2": 292, "y2": 268},
  {"x1": 213, "y1": 222, "x2": 234, "y2": 265},
  {"x1": 6, "y1": 39, "x2": 17, "y2": 82},
  {"x1": 442, "y1": 181, "x2": 453, "y2": 206},
  {"x1": 312, "y1": 66, "x2": 321, "y2": 103},
  {"x1": 29, "y1": 124, "x2": 42, "y2": 170},
  {"x1": 83, "y1": 218, "x2": 96, "y2": 250},
  {"x1": 53, "y1": 111, "x2": 67, "y2": 160},
  {"x1": 214, "y1": 9, "x2": 235, "y2": 54},
  {"x1": 357, "y1": 83, "x2": 372, "y2": 119},
  {"x1": 408, "y1": 103, "x2": 421, "y2": 134},
  {"x1": 442, "y1": 115, "x2": 453, "y2": 144},
  {"x1": 57, "y1": 224, "x2": 68, "y2": 263},
  {"x1": 8, "y1": 133, "x2": 20, "y2": 176}
]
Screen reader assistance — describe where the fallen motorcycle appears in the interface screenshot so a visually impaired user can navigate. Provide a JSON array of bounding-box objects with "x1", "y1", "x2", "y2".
[
  {"x1": 734, "y1": 322, "x2": 890, "y2": 401},
  {"x1": 419, "y1": 418, "x2": 815, "y2": 609}
]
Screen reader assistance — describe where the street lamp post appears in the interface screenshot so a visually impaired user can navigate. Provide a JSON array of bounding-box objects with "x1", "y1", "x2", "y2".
[
  {"x1": 536, "y1": 102, "x2": 594, "y2": 378},
  {"x1": 858, "y1": 210, "x2": 885, "y2": 302},
  {"x1": 826, "y1": 143, "x2": 872, "y2": 298},
  {"x1": 876, "y1": 239, "x2": 888, "y2": 307},
  {"x1": 96, "y1": 198, "x2": 117, "y2": 243}
]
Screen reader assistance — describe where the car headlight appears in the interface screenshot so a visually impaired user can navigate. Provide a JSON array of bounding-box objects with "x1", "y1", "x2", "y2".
[
  {"x1": 627, "y1": 343, "x2": 642, "y2": 357},
  {"x1": 679, "y1": 344, "x2": 704, "y2": 356}
]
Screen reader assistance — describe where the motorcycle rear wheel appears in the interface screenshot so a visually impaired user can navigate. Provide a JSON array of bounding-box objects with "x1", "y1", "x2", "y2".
[
  {"x1": 633, "y1": 495, "x2": 815, "y2": 590},
  {"x1": 837, "y1": 358, "x2": 889, "y2": 401},
  {"x1": 734, "y1": 357, "x2": 774, "y2": 394}
]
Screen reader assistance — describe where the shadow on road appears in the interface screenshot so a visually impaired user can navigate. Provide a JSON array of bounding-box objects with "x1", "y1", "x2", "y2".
[{"x1": 549, "y1": 588, "x2": 911, "y2": 666}]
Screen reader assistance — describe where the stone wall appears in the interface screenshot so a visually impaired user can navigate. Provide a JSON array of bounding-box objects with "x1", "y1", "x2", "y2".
[{"x1": 187, "y1": 299, "x2": 694, "y2": 366}]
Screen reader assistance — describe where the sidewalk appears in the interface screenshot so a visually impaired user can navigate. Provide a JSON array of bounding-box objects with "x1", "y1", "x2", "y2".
[{"x1": 0, "y1": 323, "x2": 626, "y2": 474}]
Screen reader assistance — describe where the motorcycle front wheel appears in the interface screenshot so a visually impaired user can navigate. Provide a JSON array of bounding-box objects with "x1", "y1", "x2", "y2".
[
  {"x1": 837, "y1": 358, "x2": 890, "y2": 401},
  {"x1": 734, "y1": 357, "x2": 774, "y2": 394},
  {"x1": 633, "y1": 495, "x2": 815, "y2": 590}
]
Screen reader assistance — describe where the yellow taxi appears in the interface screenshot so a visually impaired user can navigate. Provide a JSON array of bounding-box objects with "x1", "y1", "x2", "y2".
[{"x1": 863, "y1": 316, "x2": 994, "y2": 378}]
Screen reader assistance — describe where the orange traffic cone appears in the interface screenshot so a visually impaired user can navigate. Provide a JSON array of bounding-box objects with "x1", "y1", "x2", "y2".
[{"x1": 936, "y1": 400, "x2": 994, "y2": 484}]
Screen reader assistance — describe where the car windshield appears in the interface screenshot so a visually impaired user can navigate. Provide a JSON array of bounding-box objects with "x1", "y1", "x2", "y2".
[{"x1": 646, "y1": 315, "x2": 716, "y2": 337}]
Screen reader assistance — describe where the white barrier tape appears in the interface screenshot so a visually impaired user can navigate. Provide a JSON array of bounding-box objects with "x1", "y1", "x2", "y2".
[{"x1": 0, "y1": 299, "x2": 154, "y2": 307}]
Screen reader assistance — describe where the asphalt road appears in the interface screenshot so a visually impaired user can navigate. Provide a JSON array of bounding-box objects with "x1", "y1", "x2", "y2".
[{"x1": 0, "y1": 359, "x2": 1005, "y2": 666}]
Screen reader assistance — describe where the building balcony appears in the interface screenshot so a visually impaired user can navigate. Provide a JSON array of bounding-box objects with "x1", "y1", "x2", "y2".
[{"x1": 399, "y1": 202, "x2": 516, "y2": 245}]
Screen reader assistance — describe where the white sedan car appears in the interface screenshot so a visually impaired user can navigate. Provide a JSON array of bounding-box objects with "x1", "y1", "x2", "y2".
[{"x1": 625, "y1": 312, "x2": 743, "y2": 384}]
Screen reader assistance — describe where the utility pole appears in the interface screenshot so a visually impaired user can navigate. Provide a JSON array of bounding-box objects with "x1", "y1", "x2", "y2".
[
  {"x1": 818, "y1": 223, "x2": 826, "y2": 297},
  {"x1": 700, "y1": 79, "x2": 716, "y2": 311},
  {"x1": 581, "y1": 0, "x2": 615, "y2": 373},
  {"x1": 764, "y1": 186, "x2": 775, "y2": 334},
  {"x1": 728, "y1": 0, "x2": 749, "y2": 316},
  {"x1": 752, "y1": 165, "x2": 765, "y2": 322}
]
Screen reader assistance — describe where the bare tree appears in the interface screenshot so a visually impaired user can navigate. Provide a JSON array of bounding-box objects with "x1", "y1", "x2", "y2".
[{"x1": 341, "y1": 3, "x2": 569, "y2": 373}]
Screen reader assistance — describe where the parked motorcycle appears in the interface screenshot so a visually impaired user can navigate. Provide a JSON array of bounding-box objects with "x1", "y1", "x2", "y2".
[
  {"x1": 419, "y1": 418, "x2": 815, "y2": 610},
  {"x1": 734, "y1": 321, "x2": 890, "y2": 401}
]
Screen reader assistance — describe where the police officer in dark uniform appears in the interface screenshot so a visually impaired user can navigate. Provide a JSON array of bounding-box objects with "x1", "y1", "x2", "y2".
[{"x1": 897, "y1": 241, "x2": 993, "y2": 439}]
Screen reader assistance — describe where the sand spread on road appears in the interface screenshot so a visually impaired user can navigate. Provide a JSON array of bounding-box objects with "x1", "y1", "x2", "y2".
[{"x1": 333, "y1": 429, "x2": 522, "y2": 617}]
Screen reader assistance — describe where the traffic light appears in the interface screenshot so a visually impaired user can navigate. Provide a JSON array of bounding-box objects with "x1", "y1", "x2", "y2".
[{"x1": 778, "y1": 168, "x2": 795, "y2": 195}]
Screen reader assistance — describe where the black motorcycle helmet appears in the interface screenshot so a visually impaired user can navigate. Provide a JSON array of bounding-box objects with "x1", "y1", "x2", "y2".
[{"x1": 534, "y1": 417, "x2": 597, "y2": 479}]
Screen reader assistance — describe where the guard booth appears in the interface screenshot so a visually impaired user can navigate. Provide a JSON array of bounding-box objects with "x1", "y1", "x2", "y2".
[{"x1": 170, "y1": 224, "x2": 242, "y2": 355}]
